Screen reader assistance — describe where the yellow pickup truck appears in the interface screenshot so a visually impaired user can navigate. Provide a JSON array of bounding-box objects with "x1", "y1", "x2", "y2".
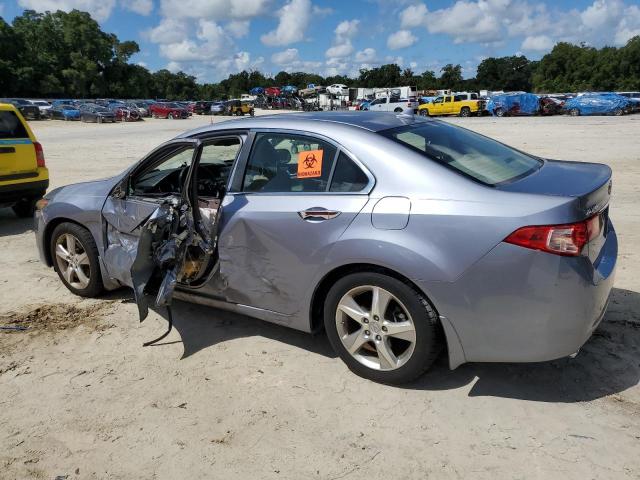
[
  {"x1": 418, "y1": 93, "x2": 485, "y2": 117},
  {"x1": 0, "y1": 102, "x2": 49, "y2": 217}
]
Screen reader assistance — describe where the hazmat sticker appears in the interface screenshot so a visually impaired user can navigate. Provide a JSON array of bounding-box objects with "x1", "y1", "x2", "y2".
[{"x1": 297, "y1": 149, "x2": 323, "y2": 178}]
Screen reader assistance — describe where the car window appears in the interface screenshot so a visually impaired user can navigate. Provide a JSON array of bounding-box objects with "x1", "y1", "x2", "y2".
[
  {"x1": 242, "y1": 132, "x2": 337, "y2": 193},
  {"x1": 130, "y1": 146, "x2": 195, "y2": 197},
  {"x1": 444, "y1": 97, "x2": 452, "y2": 103},
  {"x1": 454, "y1": 95, "x2": 464, "y2": 102},
  {"x1": 434, "y1": 97, "x2": 443, "y2": 103},
  {"x1": 471, "y1": 93, "x2": 478, "y2": 99},
  {"x1": 0, "y1": 111, "x2": 29, "y2": 139},
  {"x1": 380, "y1": 122, "x2": 541, "y2": 186},
  {"x1": 329, "y1": 152, "x2": 369, "y2": 192},
  {"x1": 197, "y1": 138, "x2": 242, "y2": 197}
]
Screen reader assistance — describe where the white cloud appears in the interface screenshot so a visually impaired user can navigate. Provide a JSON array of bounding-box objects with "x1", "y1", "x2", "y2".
[
  {"x1": 521, "y1": 34, "x2": 554, "y2": 51},
  {"x1": 17, "y1": 0, "x2": 117, "y2": 21},
  {"x1": 159, "y1": 0, "x2": 268, "y2": 19},
  {"x1": 122, "y1": 0, "x2": 153, "y2": 15},
  {"x1": 400, "y1": 3, "x2": 428, "y2": 28},
  {"x1": 272, "y1": 48, "x2": 300, "y2": 65},
  {"x1": 325, "y1": 19, "x2": 359, "y2": 58},
  {"x1": 144, "y1": 17, "x2": 190, "y2": 44},
  {"x1": 355, "y1": 47, "x2": 376, "y2": 62},
  {"x1": 387, "y1": 30, "x2": 417, "y2": 49},
  {"x1": 261, "y1": 0, "x2": 312, "y2": 46},
  {"x1": 397, "y1": 0, "x2": 640, "y2": 50},
  {"x1": 226, "y1": 20, "x2": 250, "y2": 38}
]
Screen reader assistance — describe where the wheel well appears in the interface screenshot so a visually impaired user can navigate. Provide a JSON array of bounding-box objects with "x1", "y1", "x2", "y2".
[
  {"x1": 42, "y1": 217, "x2": 90, "y2": 266},
  {"x1": 310, "y1": 263, "x2": 438, "y2": 333}
]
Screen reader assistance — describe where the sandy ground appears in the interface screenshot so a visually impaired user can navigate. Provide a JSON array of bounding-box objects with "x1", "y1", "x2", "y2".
[{"x1": 1, "y1": 112, "x2": 639, "y2": 480}]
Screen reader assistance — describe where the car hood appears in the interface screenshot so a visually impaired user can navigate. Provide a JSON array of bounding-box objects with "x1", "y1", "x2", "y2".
[{"x1": 45, "y1": 174, "x2": 124, "y2": 202}]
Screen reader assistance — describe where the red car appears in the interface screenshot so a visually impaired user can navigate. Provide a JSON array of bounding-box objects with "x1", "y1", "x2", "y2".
[
  {"x1": 149, "y1": 102, "x2": 189, "y2": 119},
  {"x1": 265, "y1": 87, "x2": 281, "y2": 97}
]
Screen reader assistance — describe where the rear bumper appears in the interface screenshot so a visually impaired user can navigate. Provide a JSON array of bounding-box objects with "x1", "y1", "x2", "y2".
[
  {"x1": 0, "y1": 179, "x2": 48, "y2": 204},
  {"x1": 426, "y1": 221, "x2": 618, "y2": 366}
]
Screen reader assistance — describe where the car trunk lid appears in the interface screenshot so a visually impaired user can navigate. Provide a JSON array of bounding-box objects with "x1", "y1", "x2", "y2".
[{"x1": 499, "y1": 159, "x2": 612, "y2": 262}]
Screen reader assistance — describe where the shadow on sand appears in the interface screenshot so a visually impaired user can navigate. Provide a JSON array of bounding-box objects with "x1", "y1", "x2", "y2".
[{"x1": 117, "y1": 286, "x2": 639, "y2": 403}]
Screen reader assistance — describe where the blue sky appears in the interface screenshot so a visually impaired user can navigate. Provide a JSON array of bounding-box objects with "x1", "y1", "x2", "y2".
[{"x1": 2, "y1": 0, "x2": 639, "y2": 82}]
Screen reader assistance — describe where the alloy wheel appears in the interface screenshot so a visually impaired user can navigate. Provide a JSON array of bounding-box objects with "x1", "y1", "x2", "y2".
[
  {"x1": 335, "y1": 285, "x2": 417, "y2": 371},
  {"x1": 55, "y1": 233, "x2": 91, "y2": 290}
]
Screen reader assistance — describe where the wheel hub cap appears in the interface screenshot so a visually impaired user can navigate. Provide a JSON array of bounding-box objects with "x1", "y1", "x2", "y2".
[{"x1": 335, "y1": 285, "x2": 417, "y2": 371}]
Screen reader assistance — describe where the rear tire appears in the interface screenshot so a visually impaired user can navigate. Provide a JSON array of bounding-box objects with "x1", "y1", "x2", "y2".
[
  {"x1": 495, "y1": 108, "x2": 505, "y2": 117},
  {"x1": 614, "y1": 108, "x2": 623, "y2": 116},
  {"x1": 12, "y1": 198, "x2": 37, "y2": 218},
  {"x1": 570, "y1": 108, "x2": 580, "y2": 116},
  {"x1": 50, "y1": 222, "x2": 104, "y2": 298},
  {"x1": 324, "y1": 271, "x2": 442, "y2": 385},
  {"x1": 459, "y1": 107, "x2": 471, "y2": 117}
]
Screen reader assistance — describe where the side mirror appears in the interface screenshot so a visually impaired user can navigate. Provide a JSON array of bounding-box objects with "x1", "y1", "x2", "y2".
[{"x1": 112, "y1": 180, "x2": 127, "y2": 199}]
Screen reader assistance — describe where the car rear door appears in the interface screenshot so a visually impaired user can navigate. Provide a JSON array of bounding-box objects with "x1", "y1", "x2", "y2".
[
  {"x1": 0, "y1": 106, "x2": 37, "y2": 181},
  {"x1": 216, "y1": 130, "x2": 373, "y2": 318}
]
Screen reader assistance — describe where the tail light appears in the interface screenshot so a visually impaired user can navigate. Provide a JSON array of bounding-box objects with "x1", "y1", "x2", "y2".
[
  {"x1": 34, "y1": 142, "x2": 46, "y2": 168},
  {"x1": 504, "y1": 214, "x2": 601, "y2": 256}
]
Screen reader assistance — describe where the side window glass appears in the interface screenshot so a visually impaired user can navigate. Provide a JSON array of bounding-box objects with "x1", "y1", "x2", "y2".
[
  {"x1": 329, "y1": 152, "x2": 369, "y2": 192},
  {"x1": 454, "y1": 95, "x2": 463, "y2": 102},
  {"x1": 471, "y1": 93, "x2": 478, "y2": 99},
  {"x1": 130, "y1": 146, "x2": 194, "y2": 197},
  {"x1": 242, "y1": 133, "x2": 337, "y2": 193},
  {"x1": 197, "y1": 138, "x2": 241, "y2": 197},
  {"x1": 444, "y1": 97, "x2": 452, "y2": 103}
]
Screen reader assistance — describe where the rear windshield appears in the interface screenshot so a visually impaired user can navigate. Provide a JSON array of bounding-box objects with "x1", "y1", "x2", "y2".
[
  {"x1": 0, "y1": 111, "x2": 29, "y2": 139},
  {"x1": 380, "y1": 122, "x2": 541, "y2": 185}
]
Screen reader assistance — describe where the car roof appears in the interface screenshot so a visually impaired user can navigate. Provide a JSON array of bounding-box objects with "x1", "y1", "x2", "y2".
[{"x1": 183, "y1": 111, "x2": 425, "y2": 137}]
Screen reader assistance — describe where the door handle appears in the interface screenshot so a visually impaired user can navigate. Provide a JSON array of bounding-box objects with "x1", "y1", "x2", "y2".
[{"x1": 298, "y1": 208, "x2": 341, "y2": 221}]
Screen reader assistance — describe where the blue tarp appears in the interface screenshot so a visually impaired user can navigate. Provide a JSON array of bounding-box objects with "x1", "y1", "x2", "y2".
[
  {"x1": 249, "y1": 87, "x2": 264, "y2": 95},
  {"x1": 563, "y1": 93, "x2": 630, "y2": 115},
  {"x1": 486, "y1": 92, "x2": 540, "y2": 116},
  {"x1": 282, "y1": 85, "x2": 297, "y2": 93}
]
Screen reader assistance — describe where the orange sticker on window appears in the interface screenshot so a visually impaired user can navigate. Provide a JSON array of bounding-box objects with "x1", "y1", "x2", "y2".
[{"x1": 297, "y1": 149, "x2": 324, "y2": 178}]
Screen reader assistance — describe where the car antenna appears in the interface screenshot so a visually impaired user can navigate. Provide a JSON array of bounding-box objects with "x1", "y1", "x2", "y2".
[{"x1": 142, "y1": 306, "x2": 174, "y2": 347}]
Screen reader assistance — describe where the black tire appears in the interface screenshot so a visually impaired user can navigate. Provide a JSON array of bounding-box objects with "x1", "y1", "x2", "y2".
[
  {"x1": 459, "y1": 107, "x2": 471, "y2": 117},
  {"x1": 495, "y1": 108, "x2": 505, "y2": 117},
  {"x1": 614, "y1": 108, "x2": 623, "y2": 116},
  {"x1": 50, "y1": 222, "x2": 104, "y2": 298},
  {"x1": 324, "y1": 271, "x2": 442, "y2": 385},
  {"x1": 12, "y1": 198, "x2": 37, "y2": 218},
  {"x1": 570, "y1": 108, "x2": 580, "y2": 116},
  {"x1": 394, "y1": 107, "x2": 403, "y2": 113},
  {"x1": 419, "y1": 109, "x2": 429, "y2": 117}
]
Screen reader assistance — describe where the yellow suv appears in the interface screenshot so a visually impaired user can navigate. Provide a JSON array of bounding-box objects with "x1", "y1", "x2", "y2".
[{"x1": 0, "y1": 102, "x2": 49, "y2": 217}]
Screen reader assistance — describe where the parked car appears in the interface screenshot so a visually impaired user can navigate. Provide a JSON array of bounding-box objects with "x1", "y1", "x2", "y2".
[
  {"x1": 210, "y1": 101, "x2": 226, "y2": 115},
  {"x1": 79, "y1": 104, "x2": 116, "y2": 123},
  {"x1": 327, "y1": 84, "x2": 349, "y2": 96},
  {"x1": 368, "y1": 96, "x2": 418, "y2": 114},
  {"x1": 226, "y1": 99, "x2": 254, "y2": 116},
  {"x1": 28, "y1": 100, "x2": 52, "y2": 118},
  {"x1": 616, "y1": 92, "x2": 640, "y2": 112},
  {"x1": 34, "y1": 112, "x2": 616, "y2": 384},
  {"x1": 1, "y1": 98, "x2": 41, "y2": 120},
  {"x1": 0, "y1": 101, "x2": 48, "y2": 217},
  {"x1": 418, "y1": 94, "x2": 484, "y2": 117},
  {"x1": 128, "y1": 102, "x2": 149, "y2": 117},
  {"x1": 539, "y1": 96, "x2": 564, "y2": 116},
  {"x1": 149, "y1": 102, "x2": 189, "y2": 119},
  {"x1": 108, "y1": 103, "x2": 141, "y2": 122},
  {"x1": 486, "y1": 93, "x2": 541, "y2": 117},
  {"x1": 564, "y1": 93, "x2": 630, "y2": 116},
  {"x1": 265, "y1": 87, "x2": 281, "y2": 97},
  {"x1": 193, "y1": 101, "x2": 214, "y2": 115},
  {"x1": 50, "y1": 104, "x2": 81, "y2": 121}
]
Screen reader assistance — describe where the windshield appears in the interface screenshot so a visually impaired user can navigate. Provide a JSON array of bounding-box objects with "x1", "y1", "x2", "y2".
[{"x1": 380, "y1": 122, "x2": 541, "y2": 186}]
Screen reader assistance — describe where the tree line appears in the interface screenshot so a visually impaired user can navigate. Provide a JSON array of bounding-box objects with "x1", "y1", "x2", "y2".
[{"x1": 1, "y1": 10, "x2": 639, "y2": 100}]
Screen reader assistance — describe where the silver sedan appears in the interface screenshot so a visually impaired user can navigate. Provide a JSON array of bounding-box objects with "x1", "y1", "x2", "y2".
[{"x1": 35, "y1": 112, "x2": 617, "y2": 384}]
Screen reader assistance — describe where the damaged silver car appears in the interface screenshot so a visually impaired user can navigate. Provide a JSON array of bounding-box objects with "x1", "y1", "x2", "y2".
[{"x1": 36, "y1": 112, "x2": 617, "y2": 384}]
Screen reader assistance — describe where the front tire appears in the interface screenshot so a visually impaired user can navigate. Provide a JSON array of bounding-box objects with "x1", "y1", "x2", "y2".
[
  {"x1": 459, "y1": 107, "x2": 471, "y2": 117},
  {"x1": 419, "y1": 109, "x2": 429, "y2": 117},
  {"x1": 324, "y1": 272, "x2": 442, "y2": 384},
  {"x1": 570, "y1": 108, "x2": 580, "y2": 116},
  {"x1": 50, "y1": 222, "x2": 104, "y2": 297}
]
